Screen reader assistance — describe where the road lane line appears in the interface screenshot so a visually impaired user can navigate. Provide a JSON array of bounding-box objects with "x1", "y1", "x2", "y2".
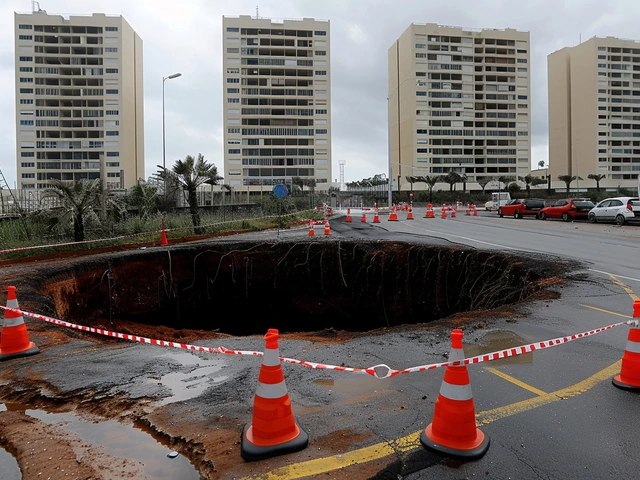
[
  {"x1": 403, "y1": 222, "x2": 516, "y2": 250},
  {"x1": 580, "y1": 304, "x2": 633, "y2": 319},
  {"x1": 606, "y1": 274, "x2": 639, "y2": 301},
  {"x1": 588, "y1": 269, "x2": 640, "y2": 287},
  {"x1": 486, "y1": 367, "x2": 547, "y2": 396},
  {"x1": 246, "y1": 361, "x2": 621, "y2": 480}
]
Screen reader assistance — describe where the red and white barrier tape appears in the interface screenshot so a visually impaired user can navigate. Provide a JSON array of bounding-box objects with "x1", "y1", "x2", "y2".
[{"x1": 1, "y1": 304, "x2": 635, "y2": 378}]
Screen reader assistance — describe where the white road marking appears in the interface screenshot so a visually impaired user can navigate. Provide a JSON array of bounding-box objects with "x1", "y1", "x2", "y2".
[
  {"x1": 402, "y1": 222, "x2": 517, "y2": 250},
  {"x1": 588, "y1": 269, "x2": 640, "y2": 284}
]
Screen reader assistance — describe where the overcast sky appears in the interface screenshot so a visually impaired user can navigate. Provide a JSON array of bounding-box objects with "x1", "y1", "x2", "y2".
[{"x1": 1, "y1": 0, "x2": 639, "y2": 187}]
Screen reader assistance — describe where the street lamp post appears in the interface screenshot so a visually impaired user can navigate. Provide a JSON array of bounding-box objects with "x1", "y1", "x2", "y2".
[{"x1": 162, "y1": 72, "x2": 182, "y2": 195}]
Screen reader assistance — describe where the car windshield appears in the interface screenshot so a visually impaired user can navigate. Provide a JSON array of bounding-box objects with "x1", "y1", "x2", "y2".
[
  {"x1": 574, "y1": 201, "x2": 595, "y2": 208},
  {"x1": 629, "y1": 199, "x2": 640, "y2": 207}
]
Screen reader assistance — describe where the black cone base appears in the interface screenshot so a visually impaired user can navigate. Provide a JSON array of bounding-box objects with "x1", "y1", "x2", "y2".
[
  {"x1": 613, "y1": 376, "x2": 640, "y2": 392},
  {"x1": 240, "y1": 423, "x2": 309, "y2": 462},
  {"x1": 420, "y1": 428, "x2": 490, "y2": 460},
  {"x1": 0, "y1": 345, "x2": 40, "y2": 362}
]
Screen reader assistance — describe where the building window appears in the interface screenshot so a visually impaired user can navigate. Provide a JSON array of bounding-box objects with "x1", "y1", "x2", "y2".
[
  {"x1": 227, "y1": 78, "x2": 240, "y2": 83},
  {"x1": 20, "y1": 120, "x2": 34, "y2": 125},
  {"x1": 316, "y1": 129, "x2": 327, "y2": 134},
  {"x1": 106, "y1": 131, "x2": 119, "y2": 136},
  {"x1": 315, "y1": 109, "x2": 327, "y2": 114},
  {"x1": 227, "y1": 27, "x2": 239, "y2": 32},
  {"x1": 106, "y1": 110, "x2": 119, "y2": 115},
  {"x1": 106, "y1": 152, "x2": 120, "y2": 157},
  {"x1": 228, "y1": 149, "x2": 241, "y2": 154},
  {"x1": 315, "y1": 70, "x2": 327, "y2": 75},
  {"x1": 227, "y1": 98, "x2": 239, "y2": 103},
  {"x1": 20, "y1": 99, "x2": 33, "y2": 104},
  {"x1": 18, "y1": 35, "x2": 33, "y2": 40},
  {"x1": 19, "y1": 56, "x2": 32, "y2": 61},
  {"x1": 517, "y1": 58, "x2": 527, "y2": 63},
  {"x1": 105, "y1": 89, "x2": 118, "y2": 94},
  {"x1": 19, "y1": 78, "x2": 33, "y2": 83},
  {"x1": 315, "y1": 50, "x2": 327, "y2": 56},
  {"x1": 19, "y1": 88, "x2": 33, "y2": 94},
  {"x1": 105, "y1": 47, "x2": 118, "y2": 52},
  {"x1": 18, "y1": 24, "x2": 32, "y2": 29},
  {"x1": 22, "y1": 173, "x2": 35, "y2": 178},
  {"x1": 105, "y1": 26, "x2": 118, "y2": 31},
  {"x1": 19, "y1": 67, "x2": 33, "y2": 72},
  {"x1": 315, "y1": 31, "x2": 326, "y2": 36},
  {"x1": 105, "y1": 68, "x2": 118, "y2": 74}
]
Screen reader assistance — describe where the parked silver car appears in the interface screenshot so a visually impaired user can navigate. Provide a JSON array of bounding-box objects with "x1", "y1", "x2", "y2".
[{"x1": 588, "y1": 197, "x2": 640, "y2": 225}]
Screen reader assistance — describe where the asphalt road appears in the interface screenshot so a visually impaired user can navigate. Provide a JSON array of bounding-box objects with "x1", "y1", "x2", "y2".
[{"x1": 2, "y1": 210, "x2": 640, "y2": 480}]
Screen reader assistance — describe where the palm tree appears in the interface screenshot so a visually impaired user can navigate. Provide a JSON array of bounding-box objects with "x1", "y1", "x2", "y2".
[
  {"x1": 557, "y1": 175, "x2": 582, "y2": 194},
  {"x1": 41, "y1": 179, "x2": 104, "y2": 242},
  {"x1": 127, "y1": 183, "x2": 160, "y2": 218},
  {"x1": 476, "y1": 176, "x2": 491, "y2": 194},
  {"x1": 405, "y1": 175, "x2": 418, "y2": 192},
  {"x1": 519, "y1": 174, "x2": 535, "y2": 198},
  {"x1": 158, "y1": 154, "x2": 223, "y2": 234},
  {"x1": 422, "y1": 175, "x2": 440, "y2": 203},
  {"x1": 440, "y1": 171, "x2": 462, "y2": 192},
  {"x1": 588, "y1": 173, "x2": 606, "y2": 192}
]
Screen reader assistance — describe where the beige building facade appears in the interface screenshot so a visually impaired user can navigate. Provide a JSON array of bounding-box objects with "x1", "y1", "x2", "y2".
[
  {"x1": 389, "y1": 23, "x2": 531, "y2": 192},
  {"x1": 548, "y1": 37, "x2": 640, "y2": 191},
  {"x1": 222, "y1": 15, "x2": 331, "y2": 192},
  {"x1": 14, "y1": 11, "x2": 144, "y2": 191}
]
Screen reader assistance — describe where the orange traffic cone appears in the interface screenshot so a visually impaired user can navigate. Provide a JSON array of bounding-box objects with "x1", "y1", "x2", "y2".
[
  {"x1": 421, "y1": 329, "x2": 489, "y2": 459},
  {"x1": 241, "y1": 329, "x2": 308, "y2": 461},
  {"x1": 451, "y1": 209, "x2": 456, "y2": 218},
  {"x1": 613, "y1": 300, "x2": 640, "y2": 391},
  {"x1": 473, "y1": 206, "x2": 478, "y2": 216},
  {"x1": 345, "y1": 208, "x2": 352, "y2": 223},
  {"x1": 160, "y1": 217, "x2": 168, "y2": 246},
  {"x1": 373, "y1": 212, "x2": 380, "y2": 223},
  {"x1": 324, "y1": 222, "x2": 331, "y2": 235},
  {"x1": 406, "y1": 207, "x2": 414, "y2": 220},
  {"x1": 441, "y1": 208, "x2": 447, "y2": 219},
  {"x1": 308, "y1": 221, "x2": 315, "y2": 237},
  {"x1": 466, "y1": 205, "x2": 471, "y2": 216},
  {"x1": 361, "y1": 213, "x2": 367, "y2": 223},
  {"x1": 0, "y1": 286, "x2": 40, "y2": 361},
  {"x1": 388, "y1": 206, "x2": 399, "y2": 221},
  {"x1": 425, "y1": 204, "x2": 435, "y2": 218}
]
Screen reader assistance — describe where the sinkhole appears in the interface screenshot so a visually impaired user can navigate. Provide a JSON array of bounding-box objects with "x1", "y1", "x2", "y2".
[{"x1": 32, "y1": 240, "x2": 566, "y2": 336}]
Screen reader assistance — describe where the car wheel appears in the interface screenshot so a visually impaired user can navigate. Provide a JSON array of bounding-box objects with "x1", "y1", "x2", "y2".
[
  {"x1": 588, "y1": 213, "x2": 597, "y2": 223},
  {"x1": 514, "y1": 210, "x2": 522, "y2": 219},
  {"x1": 616, "y1": 214, "x2": 625, "y2": 226},
  {"x1": 538, "y1": 212, "x2": 546, "y2": 220},
  {"x1": 498, "y1": 208, "x2": 503, "y2": 218},
  {"x1": 562, "y1": 212, "x2": 569, "y2": 222}
]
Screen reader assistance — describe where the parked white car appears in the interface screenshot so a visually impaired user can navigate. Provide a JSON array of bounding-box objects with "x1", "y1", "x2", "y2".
[{"x1": 588, "y1": 197, "x2": 640, "y2": 225}]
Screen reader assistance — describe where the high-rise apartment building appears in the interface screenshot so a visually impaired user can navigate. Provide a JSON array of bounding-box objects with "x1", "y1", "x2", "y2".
[
  {"x1": 222, "y1": 15, "x2": 331, "y2": 192},
  {"x1": 548, "y1": 37, "x2": 640, "y2": 190},
  {"x1": 14, "y1": 11, "x2": 144, "y2": 191},
  {"x1": 389, "y1": 23, "x2": 531, "y2": 192}
]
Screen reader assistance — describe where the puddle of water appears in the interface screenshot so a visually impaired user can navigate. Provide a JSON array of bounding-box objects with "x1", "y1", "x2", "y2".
[
  {"x1": 464, "y1": 330, "x2": 533, "y2": 366},
  {"x1": 152, "y1": 352, "x2": 228, "y2": 406},
  {"x1": 0, "y1": 403, "x2": 22, "y2": 480},
  {"x1": 0, "y1": 447, "x2": 20, "y2": 480},
  {"x1": 0, "y1": 402, "x2": 199, "y2": 480}
]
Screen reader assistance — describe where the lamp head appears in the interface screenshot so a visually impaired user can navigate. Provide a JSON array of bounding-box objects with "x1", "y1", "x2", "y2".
[{"x1": 167, "y1": 72, "x2": 182, "y2": 79}]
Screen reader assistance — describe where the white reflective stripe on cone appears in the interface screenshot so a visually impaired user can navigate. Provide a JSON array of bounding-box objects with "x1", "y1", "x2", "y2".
[
  {"x1": 256, "y1": 380, "x2": 288, "y2": 399},
  {"x1": 439, "y1": 380, "x2": 473, "y2": 401},
  {"x1": 624, "y1": 340, "x2": 640, "y2": 354},
  {"x1": 448, "y1": 347, "x2": 464, "y2": 362},
  {"x1": 262, "y1": 348, "x2": 280, "y2": 366},
  {"x1": 4, "y1": 299, "x2": 25, "y2": 327}
]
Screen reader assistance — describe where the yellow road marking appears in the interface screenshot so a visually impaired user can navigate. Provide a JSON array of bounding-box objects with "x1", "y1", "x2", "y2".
[
  {"x1": 486, "y1": 367, "x2": 547, "y2": 396},
  {"x1": 580, "y1": 304, "x2": 633, "y2": 319},
  {"x1": 607, "y1": 273, "x2": 639, "y2": 301},
  {"x1": 245, "y1": 361, "x2": 622, "y2": 480}
]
